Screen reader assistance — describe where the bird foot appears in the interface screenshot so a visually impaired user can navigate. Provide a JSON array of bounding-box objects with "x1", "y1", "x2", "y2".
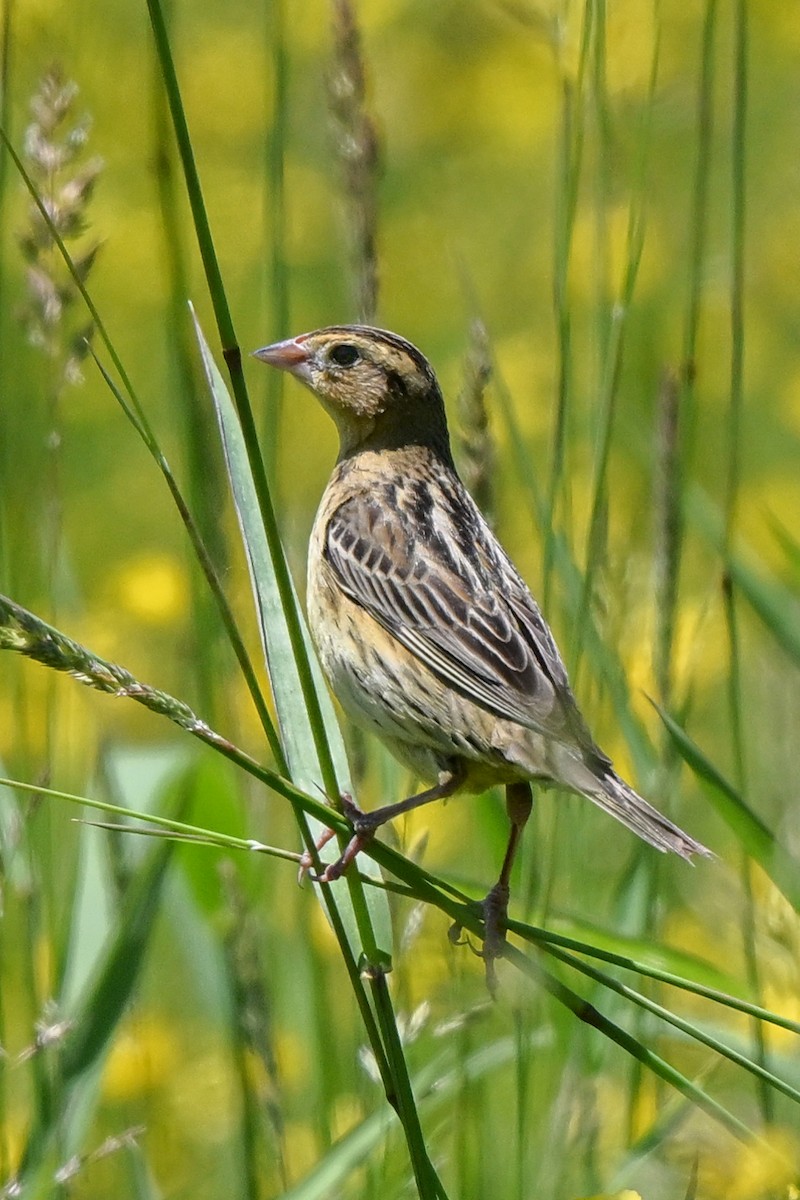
[
  {"x1": 448, "y1": 881, "x2": 510, "y2": 998},
  {"x1": 480, "y1": 881, "x2": 510, "y2": 997},
  {"x1": 297, "y1": 793, "x2": 378, "y2": 884}
]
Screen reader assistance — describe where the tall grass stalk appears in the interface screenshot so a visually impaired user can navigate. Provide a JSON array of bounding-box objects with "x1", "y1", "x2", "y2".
[
  {"x1": 0, "y1": 12, "x2": 15, "y2": 1181},
  {"x1": 261, "y1": 0, "x2": 289, "y2": 486},
  {"x1": 144, "y1": 6, "x2": 450, "y2": 1190},
  {"x1": 151, "y1": 60, "x2": 229, "y2": 725},
  {"x1": 722, "y1": 0, "x2": 774, "y2": 1127},
  {"x1": 455, "y1": 318, "x2": 494, "y2": 522},
  {"x1": 328, "y1": 0, "x2": 380, "y2": 323},
  {"x1": 0, "y1": 0, "x2": 13, "y2": 405},
  {"x1": 572, "y1": 9, "x2": 656, "y2": 679},
  {"x1": 680, "y1": 0, "x2": 718, "y2": 455},
  {"x1": 144, "y1": 0, "x2": 337, "y2": 804},
  {"x1": 543, "y1": 0, "x2": 593, "y2": 606}
]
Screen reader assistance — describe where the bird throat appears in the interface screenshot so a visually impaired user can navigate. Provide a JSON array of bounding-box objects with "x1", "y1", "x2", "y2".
[{"x1": 337, "y1": 387, "x2": 456, "y2": 470}]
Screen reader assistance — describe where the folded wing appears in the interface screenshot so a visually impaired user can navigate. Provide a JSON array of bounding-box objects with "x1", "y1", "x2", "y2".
[{"x1": 324, "y1": 484, "x2": 602, "y2": 759}]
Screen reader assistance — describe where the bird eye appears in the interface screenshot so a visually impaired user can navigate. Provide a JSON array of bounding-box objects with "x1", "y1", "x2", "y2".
[{"x1": 328, "y1": 343, "x2": 360, "y2": 367}]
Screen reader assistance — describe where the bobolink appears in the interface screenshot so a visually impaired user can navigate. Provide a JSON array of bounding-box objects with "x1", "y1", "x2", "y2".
[{"x1": 254, "y1": 325, "x2": 710, "y2": 984}]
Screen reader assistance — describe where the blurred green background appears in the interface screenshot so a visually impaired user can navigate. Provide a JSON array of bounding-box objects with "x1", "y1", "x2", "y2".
[{"x1": 2, "y1": 1, "x2": 800, "y2": 1197}]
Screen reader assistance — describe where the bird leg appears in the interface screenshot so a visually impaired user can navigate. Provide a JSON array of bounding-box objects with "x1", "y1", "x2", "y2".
[
  {"x1": 449, "y1": 781, "x2": 533, "y2": 996},
  {"x1": 299, "y1": 764, "x2": 465, "y2": 884},
  {"x1": 481, "y1": 781, "x2": 533, "y2": 993}
]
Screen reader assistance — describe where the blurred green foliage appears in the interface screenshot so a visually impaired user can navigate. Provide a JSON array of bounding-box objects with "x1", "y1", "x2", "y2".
[{"x1": 2, "y1": 1, "x2": 800, "y2": 1197}]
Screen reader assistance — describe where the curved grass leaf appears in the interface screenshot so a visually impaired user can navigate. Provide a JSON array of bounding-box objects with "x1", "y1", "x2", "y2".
[
  {"x1": 192, "y1": 315, "x2": 392, "y2": 962},
  {"x1": 654, "y1": 703, "x2": 800, "y2": 914},
  {"x1": 688, "y1": 487, "x2": 800, "y2": 663},
  {"x1": 13, "y1": 771, "x2": 186, "y2": 1190},
  {"x1": 725, "y1": 548, "x2": 800, "y2": 664},
  {"x1": 768, "y1": 513, "x2": 800, "y2": 584}
]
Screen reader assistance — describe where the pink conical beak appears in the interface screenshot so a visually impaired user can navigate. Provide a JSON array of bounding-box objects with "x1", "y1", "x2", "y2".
[{"x1": 252, "y1": 336, "x2": 311, "y2": 381}]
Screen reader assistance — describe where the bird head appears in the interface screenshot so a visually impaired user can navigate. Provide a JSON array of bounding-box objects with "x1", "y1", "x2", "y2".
[{"x1": 253, "y1": 325, "x2": 453, "y2": 462}]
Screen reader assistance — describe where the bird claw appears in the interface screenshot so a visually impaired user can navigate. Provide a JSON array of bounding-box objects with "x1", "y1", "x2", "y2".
[
  {"x1": 297, "y1": 793, "x2": 377, "y2": 884},
  {"x1": 446, "y1": 922, "x2": 485, "y2": 963},
  {"x1": 448, "y1": 883, "x2": 510, "y2": 998},
  {"x1": 479, "y1": 881, "x2": 510, "y2": 998},
  {"x1": 447, "y1": 920, "x2": 468, "y2": 947},
  {"x1": 297, "y1": 825, "x2": 338, "y2": 884}
]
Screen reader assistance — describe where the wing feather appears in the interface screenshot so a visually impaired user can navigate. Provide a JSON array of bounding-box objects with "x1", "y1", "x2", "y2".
[{"x1": 324, "y1": 485, "x2": 590, "y2": 746}]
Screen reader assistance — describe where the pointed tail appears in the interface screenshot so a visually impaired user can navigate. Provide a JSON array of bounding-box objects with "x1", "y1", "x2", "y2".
[{"x1": 584, "y1": 770, "x2": 712, "y2": 861}]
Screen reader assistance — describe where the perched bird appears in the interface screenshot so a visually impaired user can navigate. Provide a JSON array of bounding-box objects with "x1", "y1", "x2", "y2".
[{"x1": 254, "y1": 325, "x2": 710, "y2": 986}]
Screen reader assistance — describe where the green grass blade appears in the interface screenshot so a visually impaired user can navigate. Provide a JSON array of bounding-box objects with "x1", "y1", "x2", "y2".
[
  {"x1": 768, "y1": 513, "x2": 800, "y2": 583},
  {"x1": 726, "y1": 550, "x2": 800, "y2": 665},
  {"x1": 145, "y1": 1, "x2": 343, "y2": 813},
  {"x1": 260, "y1": 0, "x2": 289, "y2": 488},
  {"x1": 146, "y1": 0, "x2": 336, "y2": 804},
  {"x1": 544, "y1": 942, "x2": 800, "y2": 1108},
  {"x1": 192, "y1": 310, "x2": 392, "y2": 959},
  {"x1": 545, "y1": 916, "x2": 744, "y2": 997},
  {"x1": 517, "y1": 916, "x2": 800, "y2": 1036},
  {"x1": 654, "y1": 703, "x2": 800, "y2": 913},
  {"x1": 689, "y1": 487, "x2": 800, "y2": 662},
  {"x1": 0, "y1": 123, "x2": 284, "y2": 765},
  {"x1": 0, "y1": 777, "x2": 303, "y2": 865},
  {"x1": 281, "y1": 1033, "x2": 540, "y2": 1200},
  {"x1": 504, "y1": 941, "x2": 757, "y2": 1145},
  {"x1": 14, "y1": 784, "x2": 182, "y2": 1187},
  {"x1": 492, "y1": 369, "x2": 658, "y2": 780},
  {"x1": 192, "y1": 315, "x2": 339, "y2": 797}
]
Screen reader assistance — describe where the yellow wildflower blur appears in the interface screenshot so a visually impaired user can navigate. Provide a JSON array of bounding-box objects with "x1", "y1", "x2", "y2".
[
  {"x1": 698, "y1": 1127, "x2": 799, "y2": 1200},
  {"x1": 165, "y1": 1042, "x2": 242, "y2": 1145},
  {"x1": 579, "y1": 1191, "x2": 643, "y2": 1200},
  {"x1": 568, "y1": 203, "x2": 667, "y2": 304},
  {"x1": 274, "y1": 1027, "x2": 313, "y2": 1091},
  {"x1": 110, "y1": 553, "x2": 188, "y2": 625},
  {"x1": 557, "y1": 0, "x2": 657, "y2": 94},
  {"x1": 183, "y1": 29, "x2": 269, "y2": 142},
  {"x1": 102, "y1": 1013, "x2": 181, "y2": 1102},
  {"x1": 331, "y1": 1093, "x2": 364, "y2": 1141},
  {"x1": 283, "y1": 1120, "x2": 320, "y2": 1182},
  {"x1": 624, "y1": 592, "x2": 727, "y2": 703}
]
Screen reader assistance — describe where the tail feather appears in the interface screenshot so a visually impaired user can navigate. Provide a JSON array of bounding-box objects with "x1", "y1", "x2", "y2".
[{"x1": 584, "y1": 770, "x2": 711, "y2": 861}]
